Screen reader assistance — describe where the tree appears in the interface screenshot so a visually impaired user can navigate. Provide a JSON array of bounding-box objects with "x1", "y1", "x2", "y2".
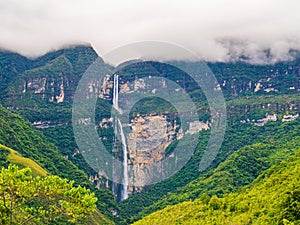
[
  {"x1": 0, "y1": 165, "x2": 97, "y2": 224},
  {"x1": 280, "y1": 187, "x2": 300, "y2": 225}
]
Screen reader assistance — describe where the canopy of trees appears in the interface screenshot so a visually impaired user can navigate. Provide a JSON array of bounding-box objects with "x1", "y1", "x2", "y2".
[
  {"x1": 133, "y1": 148, "x2": 300, "y2": 224},
  {"x1": 0, "y1": 165, "x2": 97, "y2": 225}
]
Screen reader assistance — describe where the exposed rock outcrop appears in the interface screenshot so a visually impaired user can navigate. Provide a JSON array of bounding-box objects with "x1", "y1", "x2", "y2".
[
  {"x1": 127, "y1": 115, "x2": 176, "y2": 193},
  {"x1": 112, "y1": 114, "x2": 210, "y2": 195}
]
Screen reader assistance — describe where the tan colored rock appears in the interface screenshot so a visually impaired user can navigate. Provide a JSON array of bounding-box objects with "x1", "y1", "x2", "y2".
[
  {"x1": 127, "y1": 115, "x2": 176, "y2": 193},
  {"x1": 120, "y1": 82, "x2": 131, "y2": 93},
  {"x1": 186, "y1": 121, "x2": 210, "y2": 134},
  {"x1": 56, "y1": 81, "x2": 64, "y2": 103},
  {"x1": 99, "y1": 75, "x2": 113, "y2": 99},
  {"x1": 254, "y1": 82, "x2": 262, "y2": 92},
  {"x1": 134, "y1": 78, "x2": 146, "y2": 91}
]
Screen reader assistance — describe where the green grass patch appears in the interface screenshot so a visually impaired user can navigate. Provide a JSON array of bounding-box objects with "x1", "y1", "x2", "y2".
[{"x1": 0, "y1": 144, "x2": 47, "y2": 176}]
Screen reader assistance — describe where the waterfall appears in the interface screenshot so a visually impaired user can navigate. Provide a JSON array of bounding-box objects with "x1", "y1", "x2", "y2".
[
  {"x1": 112, "y1": 136, "x2": 117, "y2": 196},
  {"x1": 112, "y1": 74, "x2": 128, "y2": 200},
  {"x1": 113, "y1": 74, "x2": 119, "y2": 111},
  {"x1": 118, "y1": 119, "x2": 129, "y2": 200}
]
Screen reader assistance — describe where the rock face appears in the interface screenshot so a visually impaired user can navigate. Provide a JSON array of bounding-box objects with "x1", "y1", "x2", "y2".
[
  {"x1": 3, "y1": 45, "x2": 300, "y2": 202},
  {"x1": 282, "y1": 114, "x2": 299, "y2": 122},
  {"x1": 99, "y1": 75, "x2": 113, "y2": 99},
  {"x1": 126, "y1": 115, "x2": 177, "y2": 193},
  {"x1": 111, "y1": 114, "x2": 209, "y2": 195},
  {"x1": 15, "y1": 74, "x2": 67, "y2": 104},
  {"x1": 186, "y1": 121, "x2": 209, "y2": 134},
  {"x1": 4, "y1": 45, "x2": 99, "y2": 107},
  {"x1": 254, "y1": 114, "x2": 277, "y2": 126},
  {"x1": 95, "y1": 73, "x2": 213, "y2": 195}
]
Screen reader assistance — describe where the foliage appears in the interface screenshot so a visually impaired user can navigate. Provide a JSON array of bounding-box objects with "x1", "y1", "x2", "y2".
[
  {"x1": 0, "y1": 165, "x2": 97, "y2": 225},
  {"x1": 117, "y1": 119, "x2": 300, "y2": 223},
  {"x1": 0, "y1": 105, "x2": 117, "y2": 221},
  {"x1": 133, "y1": 148, "x2": 300, "y2": 225},
  {"x1": 0, "y1": 50, "x2": 33, "y2": 95},
  {"x1": 0, "y1": 146, "x2": 9, "y2": 168},
  {"x1": 1, "y1": 46, "x2": 300, "y2": 224},
  {"x1": 0, "y1": 144, "x2": 47, "y2": 176},
  {"x1": 0, "y1": 104, "x2": 88, "y2": 185}
]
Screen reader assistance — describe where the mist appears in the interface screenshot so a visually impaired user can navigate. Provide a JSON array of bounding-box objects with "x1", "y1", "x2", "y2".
[{"x1": 0, "y1": 0, "x2": 300, "y2": 64}]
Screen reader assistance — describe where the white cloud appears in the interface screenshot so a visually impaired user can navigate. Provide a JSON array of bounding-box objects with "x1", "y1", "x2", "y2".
[{"x1": 0, "y1": 0, "x2": 299, "y2": 63}]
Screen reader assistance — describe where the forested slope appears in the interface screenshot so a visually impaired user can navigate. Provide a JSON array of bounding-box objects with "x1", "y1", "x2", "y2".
[
  {"x1": 118, "y1": 119, "x2": 300, "y2": 223},
  {"x1": 134, "y1": 135, "x2": 300, "y2": 224},
  {"x1": 0, "y1": 104, "x2": 117, "y2": 223}
]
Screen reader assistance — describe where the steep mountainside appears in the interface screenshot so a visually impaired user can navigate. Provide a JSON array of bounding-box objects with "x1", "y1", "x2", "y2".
[
  {"x1": 133, "y1": 139, "x2": 300, "y2": 224},
  {"x1": 208, "y1": 59, "x2": 300, "y2": 97},
  {"x1": 118, "y1": 119, "x2": 300, "y2": 224},
  {"x1": 0, "y1": 144, "x2": 114, "y2": 225},
  {"x1": 0, "y1": 46, "x2": 299, "y2": 224},
  {"x1": 0, "y1": 144, "x2": 47, "y2": 176},
  {"x1": 0, "y1": 49, "x2": 34, "y2": 95},
  {"x1": 0, "y1": 46, "x2": 112, "y2": 194},
  {"x1": 0, "y1": 104, "x2": 87, "y2": 182},
  {"x1": 0, "y1": 104, "x2": 116, "y2": 222},
  {"x1": 1, "y1": 45, "x2": 101, "y2": 126}
]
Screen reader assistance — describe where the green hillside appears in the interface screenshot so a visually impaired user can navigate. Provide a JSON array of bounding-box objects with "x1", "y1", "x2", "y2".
[
  {"x1": 117, "y1": 119, "x2": 300, "y2": 223},
  {"x1": 0, "y1": 147, "x2": 114, "y2": 225},
  {"x1": 0, "y1": 104, "x2": 117, "y2": 222},
  {"x1": 83, "y1": 210, "x2": 115, "y2": 225},
  {"x1": 0, "y1": 144, "x2": 47, "y2": 176},
  {"x1": 133, "y1": 121, "x2": 300, "y2": 220},
  {"x1": 0, "y1": 46, "x2": 300, "y2": 224},
  {"x1": 0, "y1": 49, "x2": 34, "y2": 95},
  {"x1": 0, "y1": 104, "x2": 88, "y2": 183},
  {"x1": 0, "y1": 46, "x2": 113, "y2": 192},
  {"x1": 133, "y1": 143, "x2": 300, "y2": 224}
]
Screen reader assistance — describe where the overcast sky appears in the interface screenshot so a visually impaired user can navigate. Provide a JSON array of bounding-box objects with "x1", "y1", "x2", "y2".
[{"x1": 1, "y1": 0, "x2": 300, "y2": 63}]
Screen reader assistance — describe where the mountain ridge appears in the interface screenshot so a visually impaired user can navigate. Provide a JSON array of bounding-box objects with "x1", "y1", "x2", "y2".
[
  {"x1": 2, "y1": 44, "x2": 300, "y2": 65},
  {"x1": 0, "y1": 44, "x2": 300, "y2": 224}
]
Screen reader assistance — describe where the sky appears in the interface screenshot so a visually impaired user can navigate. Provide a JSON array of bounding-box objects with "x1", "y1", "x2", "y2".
[{"x1": 0, "y1": 0, "x2": 300, "y2": 64}]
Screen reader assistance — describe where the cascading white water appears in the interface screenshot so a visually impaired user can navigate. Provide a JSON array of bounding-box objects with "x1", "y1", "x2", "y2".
[
  {"x1": 112, "y1": 74, "x2": 128, "y2": 200},
  {"x1": 113, "y1": 74, "x2": 119, "y2": 111},
  {"x1": 118, "y1": 119, "x2": 129, "y2": 200}
]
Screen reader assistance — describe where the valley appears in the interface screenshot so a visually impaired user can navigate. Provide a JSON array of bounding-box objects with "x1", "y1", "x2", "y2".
[{"x1": 0, "y1": 45, "x2": 299, "y2": 224}]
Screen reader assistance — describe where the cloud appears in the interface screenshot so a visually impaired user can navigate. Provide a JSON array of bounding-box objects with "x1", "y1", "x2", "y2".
[{"x1": 0, "y1": 0, "x2": 299, "y2": 64}]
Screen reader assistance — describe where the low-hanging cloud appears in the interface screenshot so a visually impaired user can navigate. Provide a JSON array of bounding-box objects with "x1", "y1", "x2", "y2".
[{"x1": 0, "y1": 0, "x2": 300, "y2": 64}]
